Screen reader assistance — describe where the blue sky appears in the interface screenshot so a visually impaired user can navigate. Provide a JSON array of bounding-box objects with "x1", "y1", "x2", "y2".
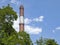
[{"x1": 0, "y1": 0, "x2": 60, "y2": 45}]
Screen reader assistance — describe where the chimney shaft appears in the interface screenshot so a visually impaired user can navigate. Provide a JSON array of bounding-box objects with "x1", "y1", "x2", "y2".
[{"x1": 19, "y1": 5, "x2": 24, "y2": 32}]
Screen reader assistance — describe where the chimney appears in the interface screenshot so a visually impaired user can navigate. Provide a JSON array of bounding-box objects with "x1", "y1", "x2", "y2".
[{"x1": 19, "y1": 5, "x2": 24, "y2": 32}]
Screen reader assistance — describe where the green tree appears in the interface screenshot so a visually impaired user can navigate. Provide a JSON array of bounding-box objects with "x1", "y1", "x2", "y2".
[
  {"x1": 0, "y1": 4, "x2": 17, "y2": 36},
  {"x1": 0, "y1": 31, "x2": 32, "y2": 45},
  {"x1": 36, "y1": 37, "x2": 58, "y2": 45},
  {"x1": 46, "y1": 39, "x2": 58, "y2": 45},
  {"x1": 0, "y1": 4, "x2": 17, "y2": 45},
  {"x1": 18, "y1": 32, "x2": 33, "y2": 45},
  {"x1": 0, "y1": 4, "x2": 33, "y2": 45},
  {"x1": 36, "y1": 37, "x2": 46, "y2": 45}
]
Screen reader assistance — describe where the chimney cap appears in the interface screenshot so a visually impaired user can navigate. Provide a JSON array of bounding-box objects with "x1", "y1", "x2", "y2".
[{"x1": 20, "y1": 5, "x2": 24, "y2": 9}]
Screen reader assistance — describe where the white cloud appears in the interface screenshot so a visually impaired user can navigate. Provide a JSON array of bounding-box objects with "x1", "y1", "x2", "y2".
[
  {"x1": 13, "y1": 16, "x2": 19, "y2": 32},
  {"x1": 52, "y1": 27, "x2": 60, "y2": 33},
  {"x1": 25, "y1": 25, "x2": 42, "y2": 34},
  {"x1": 13, "y1": 15, "x2": 43, "y2": 34},
  {"x1": 56, "y1": 27, "x2": 60, "y2": 30},
  {"x1": 24, "y1": 16, "x2": 44, "y2": 24},
  {"x1": 39, "y1": 16, "x2": 44, "y2": 21},
  {"x1": 33, "y1": 16, "x2": 44, "y2": 22},
  {"x1": 24, "y1": 18, "x2": 32, "y2": 24}
]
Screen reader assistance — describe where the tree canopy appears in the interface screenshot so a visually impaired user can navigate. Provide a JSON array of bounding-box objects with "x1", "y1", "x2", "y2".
[
  {"x1": 36, "y1": 37, "x2": 58, "y2": 45},
  {"x1": 0, "y1": 4, "x2": 17, "y2": 36},
  {"x1": 0, "y1": 4, "x2": 32, "y2": 45},
  {"x1": 46, "y1": 39, "x2": 58, "y2": 45}
]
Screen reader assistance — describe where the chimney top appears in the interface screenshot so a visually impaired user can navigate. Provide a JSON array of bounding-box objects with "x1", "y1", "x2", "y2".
[{"x1": 20, "y1": 5, "x2": 24, "y2": 9}]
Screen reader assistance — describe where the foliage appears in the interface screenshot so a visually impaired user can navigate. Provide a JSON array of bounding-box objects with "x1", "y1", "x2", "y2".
[
  {"x1": 36, "y1": 37, "x2": 46, "y2": 45},
  {"x1": 46, "y1": 39, "x2": 58, "y2": 45},
  {"x1": 18, "y1": 32, "x2": 33, "y2": 45},
  {"x1": 0, "y1": 30, "x2": 33, "y2": 45},
  {"x1": 0, "y1": 4, "x2": 17, "y2": 36},
  {"x1": 36, "y1": 37, "x2": 58, "y2": 45},
  {"x1": 0, "y1": 4, "x2": 33, "y2": 45}
]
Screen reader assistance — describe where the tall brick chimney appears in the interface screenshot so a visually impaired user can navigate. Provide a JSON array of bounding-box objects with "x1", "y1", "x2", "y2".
[{"x1": 19, "y1": 5, "x2": 24, "y2": 32}]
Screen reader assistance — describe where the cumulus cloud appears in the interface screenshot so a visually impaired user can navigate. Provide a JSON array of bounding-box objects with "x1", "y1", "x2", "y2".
[
  {"x1": 13, "y1": 16, "x2": 19, "y2": 32},
  {"x1": 33, "y1": 16, "x2": 44, "y2": 22},
  {"x1": 52, "y1": 27, "x2": 60, "y2": 33},
  {"x1": 56, "y1": 27, "x2": 60, "y2": 30},
  {"x1": 25, "y1": 25, "x2": 42, "y2": 34},
  {"x1": 24, "y1": 16, "x2": 44, "y2": 24},
  {"x1": 13, "y1": 16, "x2": 43, "y2": 34},
  {"x1": 24, "y1": 18, "x2": 32, "y2": 24}
]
